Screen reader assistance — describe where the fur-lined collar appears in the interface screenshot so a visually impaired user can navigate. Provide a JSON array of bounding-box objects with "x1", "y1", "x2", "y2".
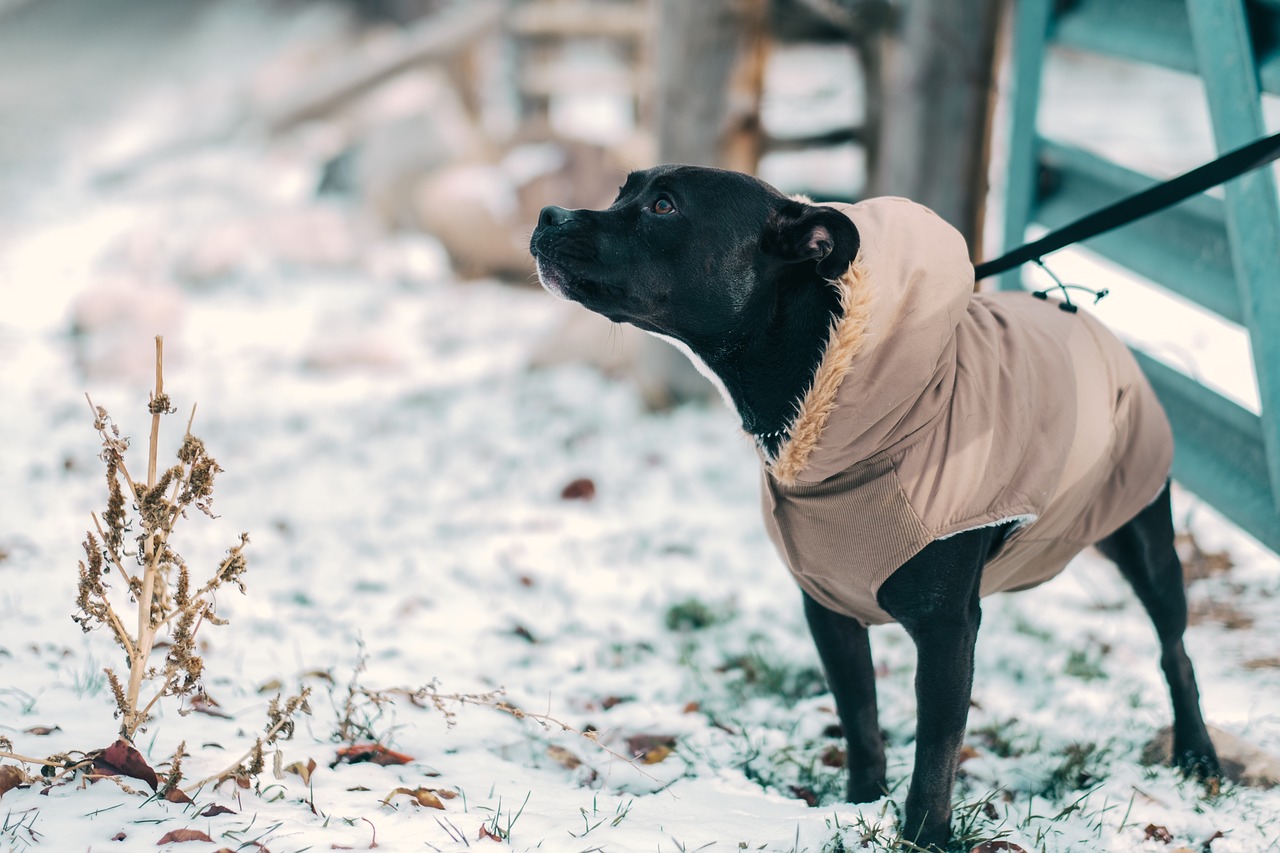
[{"x1": 764, "y1": 259, "x2": 873, "y2": 485}]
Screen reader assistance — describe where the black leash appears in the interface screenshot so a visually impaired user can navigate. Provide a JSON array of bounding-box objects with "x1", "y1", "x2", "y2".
[{"x1": 974, "y1": 130, "x2": 1280, "y2": 281}]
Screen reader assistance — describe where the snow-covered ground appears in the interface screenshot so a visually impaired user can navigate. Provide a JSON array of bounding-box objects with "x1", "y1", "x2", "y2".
[{"x1": 2, "y1": 3, "x2": 1279, "y2": 852}]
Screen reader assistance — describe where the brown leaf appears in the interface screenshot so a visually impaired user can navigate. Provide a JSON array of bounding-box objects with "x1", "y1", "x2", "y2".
[
  {"x1": 0, "y1": 766, "x2": 30, "y2": 798},
  {"x1": 600, "y1": 696, "x2": 629, "y2": 710},
  {"x1": 478, "y1": 825, "x2": 503, "y2": 842},
  {"x1": 164, "y1": 785, "x2": 194, "y2": 804},
  {"x1": 23, "y1": 726, "x2": 60, "y2": 736},
  {"x1": 560, "y1": 478, "x2": 596, "y2": 501},
  {"x1": 257, "y1": 679, "x2": 283, "y2": 694},
  {"x1": 547, "y1": 746, "x2": 582, "y2": 770},
  {"x1": 1201, "y1": 829, "x2": 1225, "y2": 851},
  {"x1": 627, "y1": 733, "x2": 677, "y2": 763},
  {"x1": 1144, "y1": 824, "x2": 1175, "y2": 844},
  {"x1": 969, "y1": 843, "x2": 1027, "y2": 853},
  {"x1": 382, "y1": 786, "x2": 448, "y2": 809},
  {"x1": 284, "y1": 758, "x2": 317, "y2": 784},
  {"x1": 157, "y1": 828, "x2": 214, "y2": 844},
  {"x1": 94, "y1": 740, "x2": 159, "y2": 791},
  {"x1": 1176, "y1": 532, "x2": 1233, "y2": 582},
  {"x1": 333, "y1": 744, "x2": 414, "y2": 767},
  {"x1": 199, "y1": 804, "x2": 237, "y2": 817},
  {"x1": 190, "y1": 694, "x2": 232, "y2": 719},
  {"x1": 1242, "y1": 657, "x2": 1280, "y2": 670},
  {"x1": 113, "y1": 832, "x2": 127, "y2": 841},
  {"x1": 819, "y1": 745, "x2": 845, "y2": 768},
  {"x1": 958, "y1": 745, "x2": 982, "y2": 765},
  {"x1": 788, "y1": 785, "x2": 818, "y2": 807},
  {"x1": 682, "y1": 701, "x2": 701, "y2": 714}
]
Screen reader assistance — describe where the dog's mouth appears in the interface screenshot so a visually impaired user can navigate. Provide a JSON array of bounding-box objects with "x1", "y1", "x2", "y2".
[{"x1": 534, "y1": 257, "x2": 630, "y2": 321}]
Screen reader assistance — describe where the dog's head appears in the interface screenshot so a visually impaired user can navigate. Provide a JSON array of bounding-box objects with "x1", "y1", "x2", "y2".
[{"x1": 529, "y1": 165, "x2": 859, "y2": 350}]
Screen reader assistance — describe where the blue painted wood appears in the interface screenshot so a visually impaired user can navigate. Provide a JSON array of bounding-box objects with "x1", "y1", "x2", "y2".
[
  {"x1": 1185, "y1": 0, "x2": 1280, "y2": 513},
  {"x1": 1001, "y1": 0, "x2": 1280, "y2": 549},
  {"x1": 1051, "y1": 0, "x2": 1280, "y2": 96},
  {"x1": 1036, "y1": 140, "x2": 1239, "y2": 323},
  {"x1": 998, "y1": 0, "x2": 1052, "y2": 293},
  {"x1": 1135, "y1": 350, "x2": 1280, "y2": 552}
]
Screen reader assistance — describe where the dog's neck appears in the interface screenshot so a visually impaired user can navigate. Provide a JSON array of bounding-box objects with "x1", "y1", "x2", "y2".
[{"x1": 685, "y1": 275, "x2": 843, "y2": 459}]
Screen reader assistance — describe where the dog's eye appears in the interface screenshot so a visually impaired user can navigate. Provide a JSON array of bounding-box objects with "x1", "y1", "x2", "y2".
[{"x1": 651, "y1": 196, "x2": 676, "y2": 215}]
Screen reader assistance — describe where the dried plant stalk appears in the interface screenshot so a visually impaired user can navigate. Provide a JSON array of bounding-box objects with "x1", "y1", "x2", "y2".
[{"x1": 75, "y1": 335, "x2": 249, "y2": 740}]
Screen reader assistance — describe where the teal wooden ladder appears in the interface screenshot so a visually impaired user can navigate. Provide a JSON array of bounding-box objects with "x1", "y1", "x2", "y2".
[{"x1": 1001, "y1": 0, "x2": 1280, "y2": 550}]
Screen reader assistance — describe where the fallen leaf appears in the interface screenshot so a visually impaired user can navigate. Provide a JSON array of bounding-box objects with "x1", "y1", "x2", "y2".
[
  {"x1": 645, "y1": 744, "x2": 674, "y2": 764},
  {"x1": 163, "y1": 785, "x2": 194, "y2": 804},
  {"x1": 112, "y1": 832, "x2": 127, "y2": 841},
  {"x1": 189, "y1": 693, "x2": 232, "y2": 719},
  {"x1": 1201, "y1": 830, "x2": 1225, "y2": 852},
  {"x1": 478, "y1": 825, "x2": 503, "y2": 842},
  {"x1": 381, "y1": 786, "x2": 448, "y2": 809},
  {"x1": 969, "y1": 843, "x2": 1027, "y2": 853},
  {"x1": 93, "y1": 740, "x2": 159, "y2": 791},
  {"x1": 0, "y1": 765, "x2": 30, "y2": 798},
  {"x1": 600, "y1": 696, "x2": 629, "y2": 710},
  {"x1": 157, "y1": 828, "x2": 214, "y2": 844},
  {"x1": 1242, "y1": 657, "x2": 1280, "y2": 670},
  {"x1": 682, "y1": 701, "x2": 701, "y2": 714},
  {"x1": 1176, "y1": 531, "x2": 1233, "y2": 582},
  {"x1": 560, "y1": 478, "x2": 596, "y2": 501},
  {"x1": 627, "y1": 733, "x2": 677, "y2": 763},
  {"x1": 789, "y1": 785, "x2": 817, "y2": 807},
  {"x1": 284, "y1": 758, "x2": 317, "y2": 784},
  {"x1": 257, "y1": 679, "x2": 283, "y2": 694},
  {"x1": 820, "y1": 745, "x2": 845, "y2": 768},
  {"x1": 199, "y1": 804, "x2": 237, "y2": 817},
  {"x1": 958, "y1": 745, "x2": 982, "y2": 765},
  {"x1": 547, "y1": 746, "x2": 582, "y2": 770},
  {"x1": 23, "y1": 726, "x2": 60, "y2": 736},
  {"x1": 333, "y1": 744, "x2": 414, "y2": 767},
  {"x1": 1144, "y1": 823, "x2": 1174, "y2": 844},
  {"x1": 302, "y1": 669, "x2": 336, "y2": 684}
]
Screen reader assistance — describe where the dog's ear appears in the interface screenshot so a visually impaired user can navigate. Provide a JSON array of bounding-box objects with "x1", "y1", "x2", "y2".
[{"x1": 761, "y1": 201, "x2": 860, "y2": 280}]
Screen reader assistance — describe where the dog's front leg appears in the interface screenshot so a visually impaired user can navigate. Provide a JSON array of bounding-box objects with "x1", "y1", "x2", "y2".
[
  {"x1": 802, "y1": 590, "x2": 885, "y2": 802},
  {"x1": 877, "y1": 526, "x2": 1007, "y2": 850}
]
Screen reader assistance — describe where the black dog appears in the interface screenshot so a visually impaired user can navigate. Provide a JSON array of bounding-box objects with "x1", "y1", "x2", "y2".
[{"x1": 530, "y1": 165, "x2": 1219, "y2": 849}]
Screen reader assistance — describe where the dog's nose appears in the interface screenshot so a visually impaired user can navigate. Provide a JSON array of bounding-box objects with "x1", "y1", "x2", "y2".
[{"x1": 538, "y1": 205, "x2": 573, "y2": 229}]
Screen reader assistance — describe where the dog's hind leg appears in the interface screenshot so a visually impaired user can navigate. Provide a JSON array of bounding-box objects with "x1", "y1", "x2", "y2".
[
  {"x1": 803, "y1": 591, "x2": 886, "y2": 803},
  {"x1": 876, "y1": 524, "x2": 1009, "y2": 851},
  {"x1": 1096, "y1": 481, "x2": 1220, "y2": 778}
]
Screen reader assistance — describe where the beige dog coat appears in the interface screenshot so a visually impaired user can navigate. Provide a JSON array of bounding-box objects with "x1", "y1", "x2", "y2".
[{"x1": 760, "y1": 197, "x2": 1172, "y2": 625}]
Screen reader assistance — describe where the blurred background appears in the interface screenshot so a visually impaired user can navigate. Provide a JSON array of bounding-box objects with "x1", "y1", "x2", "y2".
[
  {"x1": 3, "y1": 6, "x2": 1280, "y2": 845},
  {"x1": 1, "y1": 0, "x2": 1278, "y2": 540}
]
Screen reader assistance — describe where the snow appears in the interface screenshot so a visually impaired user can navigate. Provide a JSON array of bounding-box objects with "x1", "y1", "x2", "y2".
[{"x1": 2, "y1": 4, "x2": 1280, "y2": 853}]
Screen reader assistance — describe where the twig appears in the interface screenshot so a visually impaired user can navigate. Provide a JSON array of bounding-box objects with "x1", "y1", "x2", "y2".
[
  {"x1": 190, "y1": 706, "x2": 298, "y2": 790},
  {"x1": 90, "y1": 512, "x2": 136, "y2": 590},
  {"x1": 0, "y1": 751, "x2": 62, "y2": 768},
  {"x1": 84, "y1": 393, "x2": 141, "y2": 500},
  {"x1": 124, "y1": 337, "x2": 167, "y2": 733}
]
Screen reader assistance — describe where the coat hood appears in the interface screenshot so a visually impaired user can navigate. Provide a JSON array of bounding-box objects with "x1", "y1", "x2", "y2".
[{"x1": 768, "y1": 198, "x2": 973, "y2": 485}]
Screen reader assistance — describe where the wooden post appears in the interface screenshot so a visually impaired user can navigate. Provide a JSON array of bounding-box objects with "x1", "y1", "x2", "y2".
[
  {"x1": 654, "y1": 0, "x2": 768, "y2": 170},
  {"x1": 871, "y1": 0, "x2": 1005, "y2": 255}
]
